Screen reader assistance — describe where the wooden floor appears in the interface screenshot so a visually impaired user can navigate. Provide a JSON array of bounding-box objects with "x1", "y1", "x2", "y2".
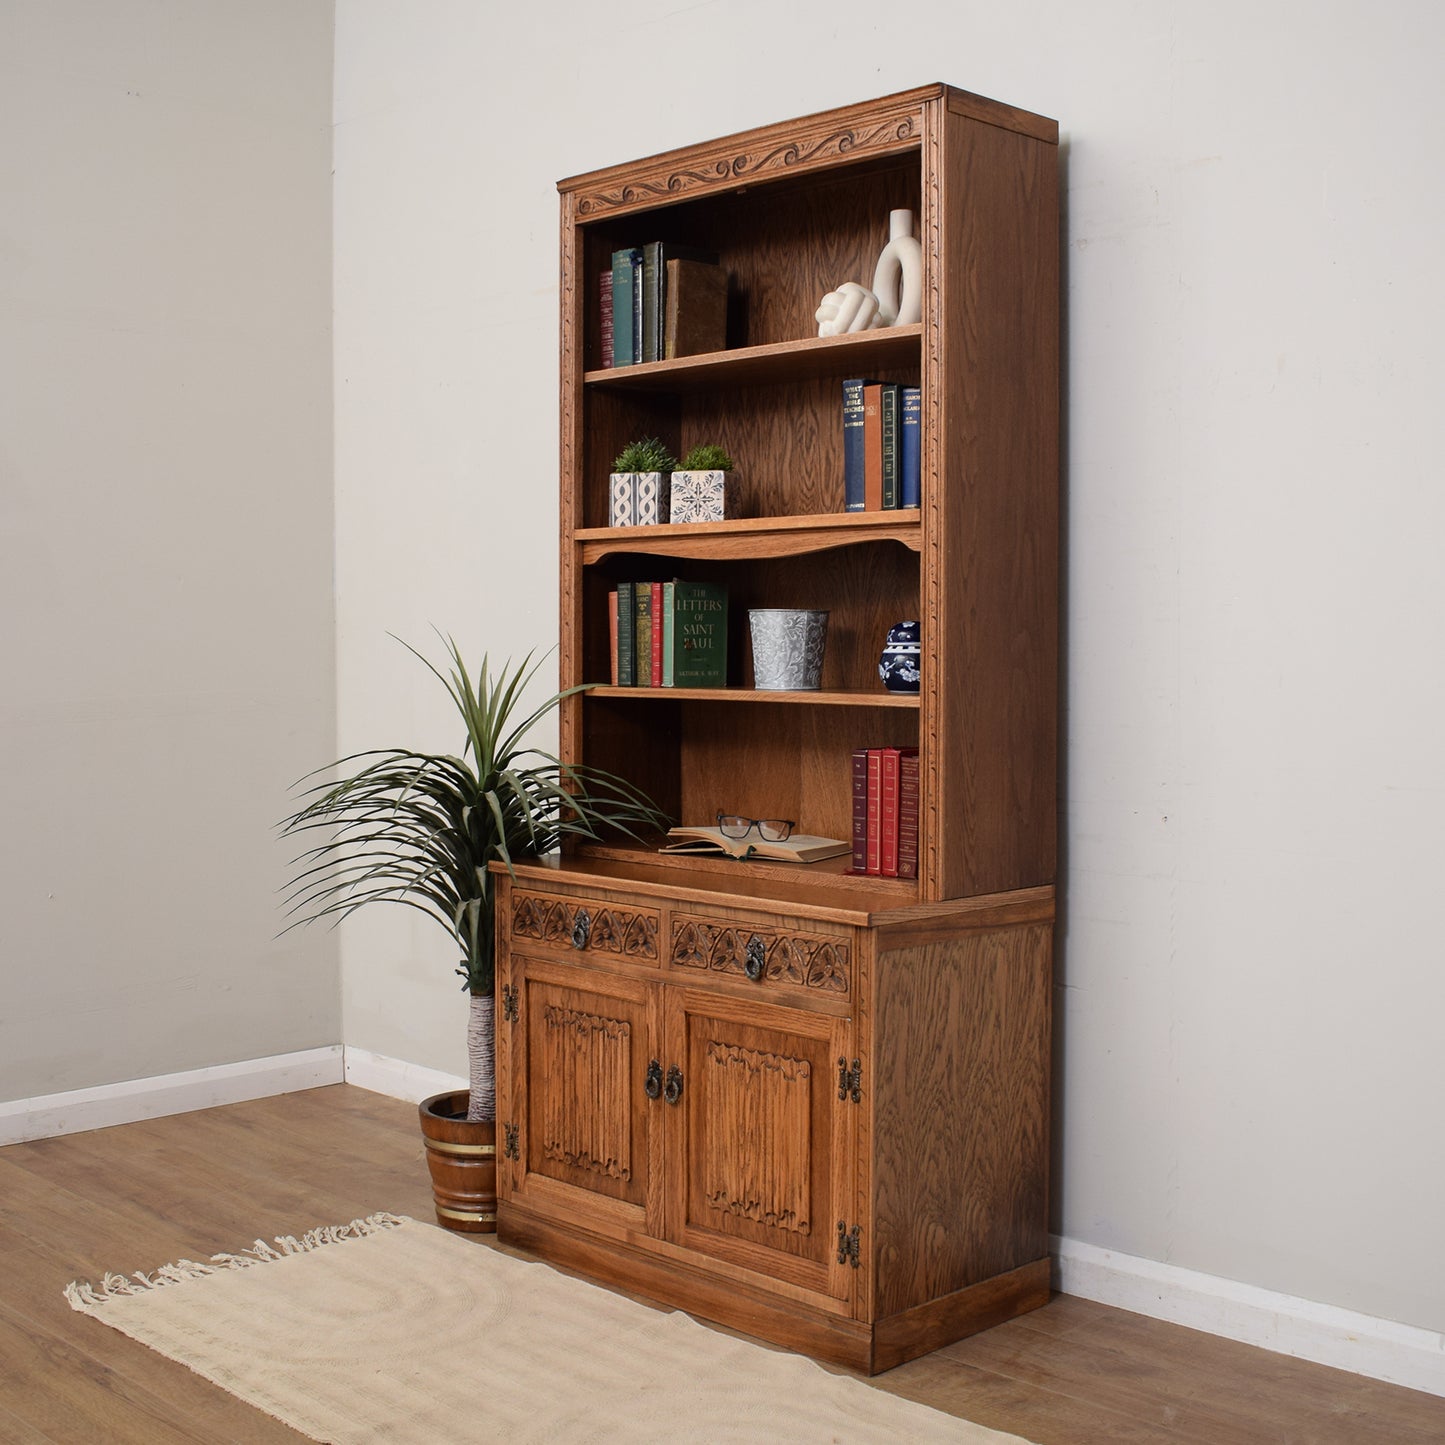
[{"x1": 1, "y1": 1086, "x2": 1441, "y2": 1444}]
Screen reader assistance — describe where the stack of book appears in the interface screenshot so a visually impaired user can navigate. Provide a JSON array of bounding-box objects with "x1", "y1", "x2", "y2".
[
  {"x1": 609, "y1": 579, "x2": 727, "y2": 687},
  {"x1": 604, "y1": 244, "x2": 727, "y2": 366},
  {"x1": 850, "y1": 746, "x2": 919, "y2": 879},
  {"x1": 842, "y1": 379, "x2": 921, "y2": 511}
]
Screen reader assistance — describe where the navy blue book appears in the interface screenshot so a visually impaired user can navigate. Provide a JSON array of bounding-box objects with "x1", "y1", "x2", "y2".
[
  {"x1": 611, "y1": 248, "x2": 642, "y2": 366},
  {"x1": 842, "y1": 377, "x2": 873, "y2": 512},
  {"x1": 900, "y1": 384, "x2": 921, "y2": 509}
]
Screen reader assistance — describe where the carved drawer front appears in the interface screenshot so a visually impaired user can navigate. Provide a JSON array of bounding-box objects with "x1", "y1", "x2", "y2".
[
  {"x1": 670, "y1": 913, "x2": 851, "y2": 998},
  {"x1": 510, "y1": 889, "x2": 660, "y2": 965}
]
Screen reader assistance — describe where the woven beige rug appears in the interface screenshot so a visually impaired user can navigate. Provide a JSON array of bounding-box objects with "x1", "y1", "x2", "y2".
[{"x1": 66, "y1": 1213, "x2": 1031, "y2": 1443}]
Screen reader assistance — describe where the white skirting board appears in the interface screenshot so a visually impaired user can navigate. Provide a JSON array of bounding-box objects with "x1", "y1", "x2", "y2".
[
  {"x1": 1054, "y1": 1235, "x2": 1445, "y2": 1399},
  {"x1": 0, "y1": 1046, "x2": 345, "y2": 1146},
  {"x1": 339, "y1": 1047, "x2": 467, "y2": 1104}
]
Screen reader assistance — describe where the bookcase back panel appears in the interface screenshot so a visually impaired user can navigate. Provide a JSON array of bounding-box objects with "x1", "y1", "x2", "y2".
[
  {"x1": 677, "y1": 702, "x2": 920, "y2": 846},
  {"x1": 584, "y1": 543, "x2": 917, "y2": 695},
  {"x1": 579, "y1": 152, "x2": 921, "y2": 364},
  {"x1": 581, "y1": 390, "x2": 683, "y2": 530}
]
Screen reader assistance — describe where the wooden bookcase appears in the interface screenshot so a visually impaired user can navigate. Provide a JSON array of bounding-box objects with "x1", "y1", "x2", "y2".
[{"x1": 494, "y1": 83, "x2": 1059, "y2": 1374}]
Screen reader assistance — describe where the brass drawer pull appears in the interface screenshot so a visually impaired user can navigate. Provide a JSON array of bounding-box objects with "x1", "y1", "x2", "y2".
[{"x1": 571, "y1": 908, "x2": 591, "y2": 949}]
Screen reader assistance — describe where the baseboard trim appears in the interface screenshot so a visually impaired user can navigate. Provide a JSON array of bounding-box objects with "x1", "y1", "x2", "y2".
[
  {"x1": 341, "y1": 1047, "x2": 467, "y2": 1105},
  {"x1": 1053, "y1": 1234, "x2": 1445, "y2": 1398},
  {"x1": 0, "y1": 1046, "x2": 345, "y2": 1146}
]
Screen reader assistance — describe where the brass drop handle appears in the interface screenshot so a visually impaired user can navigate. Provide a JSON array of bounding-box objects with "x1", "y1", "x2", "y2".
[
  {"x1": 644, "y1": 1059, "x2": 663, "y2": 1100},
  {"x1": 663, "y1": 1063, "x2": 684, "y2": 1105},
  {"x1": 571, "y1": 908, "x2": 591, "y2": 949},
  {"x1": 744, "y1": 934, "x2": 766, "y2": 982}
]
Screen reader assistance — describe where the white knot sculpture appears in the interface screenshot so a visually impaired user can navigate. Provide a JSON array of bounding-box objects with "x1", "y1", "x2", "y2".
[
  {"x1": 815, "y1": 281, "x2": 879, "y2": 336},
  {"x1": 814, "y1": 208, "x2": 924, "y2": 337}
]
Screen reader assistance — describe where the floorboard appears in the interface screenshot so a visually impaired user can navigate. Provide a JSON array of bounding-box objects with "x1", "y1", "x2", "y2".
[{"x1": 0, "y1": 1084, "x2": 1439, "y2": 1443}]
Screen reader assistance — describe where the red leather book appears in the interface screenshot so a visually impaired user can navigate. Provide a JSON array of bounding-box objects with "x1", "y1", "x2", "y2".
[
  {"x1": 650, "y1": 581, "x2": 664, "y2": 686},
  {"x1": 850, "y1": 747, "x2": 869, "y2": 873},
  {"x1": 865, "y1": 748, "x2": 883, "y2": 874},
  {"x1": 880, "y1": 747, "x2": 902, "y2": 877}
]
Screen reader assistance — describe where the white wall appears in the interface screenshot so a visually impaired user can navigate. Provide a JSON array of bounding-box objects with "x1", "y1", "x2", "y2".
[
  {"x1": 333, "y1": 0, "x2": 1445, "y2": 1339},
  {"x1": 0, "y1": 0, "x2": 338, "y2": 1098}
]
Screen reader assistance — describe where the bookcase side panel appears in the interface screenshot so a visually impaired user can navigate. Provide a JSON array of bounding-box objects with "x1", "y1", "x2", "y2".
[
  {"x1": 930, "y1": 109, "x2": 1060, "y2": 900},
  {"x1": 870, "y1": 919, "x2": 1053, "y2": 1319}
]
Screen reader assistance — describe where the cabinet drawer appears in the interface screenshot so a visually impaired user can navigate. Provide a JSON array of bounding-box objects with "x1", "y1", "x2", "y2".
[
  {"x1": 669, "y1": 912, "x2": 851, "y2": 999},
  {"x1": 509, "y1": 888, "x2": 661, "y2": 965}
]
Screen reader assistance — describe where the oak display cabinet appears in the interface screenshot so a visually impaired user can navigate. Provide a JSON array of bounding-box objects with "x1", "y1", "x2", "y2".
[{"x1": 494, "y1": 84, "x2": 1059, "y2": 1374}]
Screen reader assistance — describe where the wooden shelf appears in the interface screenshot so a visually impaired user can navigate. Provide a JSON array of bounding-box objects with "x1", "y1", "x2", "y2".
[
  {"x1": 577, "y1": 510, "x2": 921, "y2": 563},
  {"x1": 583, "y1": 325, "x2": 922, "y2": 394},
  {"x1": 587, "y1": 685, "x2": 919, "y2": 708}
]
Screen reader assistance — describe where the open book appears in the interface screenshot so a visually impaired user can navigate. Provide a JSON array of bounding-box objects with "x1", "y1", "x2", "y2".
[{"x1": 660, "y1": 826, "x2": 851, "y2": 864}]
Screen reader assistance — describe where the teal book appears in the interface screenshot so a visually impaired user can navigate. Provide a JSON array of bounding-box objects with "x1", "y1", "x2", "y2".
[
  {"x1": 611, "y1": 248, "x2": 642, "y2": 366},
  {"x1": 615, "y1": 580, "x2": 635, "y2": 685},
  {"x1": 670, "y1": 581, "x2": 728, "y2": 687},
  {"x1": 881, "y1": 382, "x2": 900, "y2": 509}
]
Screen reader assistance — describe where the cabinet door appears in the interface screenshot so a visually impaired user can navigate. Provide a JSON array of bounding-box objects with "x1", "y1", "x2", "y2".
[
  {"x1": 502, "y1": 954, "x2": 660, "y2": 1238},
  {"x1": 662, "y1": 985, "x2": 856, "y2": 1303}
]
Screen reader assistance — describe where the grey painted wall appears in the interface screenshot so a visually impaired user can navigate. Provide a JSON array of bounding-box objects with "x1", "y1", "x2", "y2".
[{"x1": 0, "y1": 0, "x2": 339, "y2": 1097}]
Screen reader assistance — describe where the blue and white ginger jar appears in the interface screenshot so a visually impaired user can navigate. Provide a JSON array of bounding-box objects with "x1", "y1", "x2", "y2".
[{"x1": 878, "y1": 620, "x2": 921, "y2": 693}]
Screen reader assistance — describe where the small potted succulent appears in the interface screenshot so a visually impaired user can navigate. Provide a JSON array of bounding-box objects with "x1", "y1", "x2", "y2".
[
  {"x1": 610, "y1": 436, "x2": 677, "y2": 527},
  {"x1": 669, "y1": 443, "x2": 735, "y2": 524}
]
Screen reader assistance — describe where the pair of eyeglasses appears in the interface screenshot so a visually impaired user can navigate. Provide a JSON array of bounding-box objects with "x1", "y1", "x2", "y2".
[{"x1": 716, "y1": 813, "x2": 795, "y2": 842}]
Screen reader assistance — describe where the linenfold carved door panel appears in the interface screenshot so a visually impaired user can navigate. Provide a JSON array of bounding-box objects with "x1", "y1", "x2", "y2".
[
  {"x1": 506, "y1": 954, "x2": 658, "y2": 1238},
  {"x1": 661, "y1": 985, "x2": 855, "y2": 1304}
]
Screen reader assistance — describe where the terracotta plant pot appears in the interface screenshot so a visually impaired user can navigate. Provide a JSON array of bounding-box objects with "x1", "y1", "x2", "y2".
[{"x1": 418, "y1": 1090, "x2": 496, "y2": 1233}]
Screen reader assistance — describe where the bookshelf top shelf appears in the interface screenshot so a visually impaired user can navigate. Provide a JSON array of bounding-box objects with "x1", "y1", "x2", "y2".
[{"x1": 582, "y1": 325, "x2": 922, "y2": 394}]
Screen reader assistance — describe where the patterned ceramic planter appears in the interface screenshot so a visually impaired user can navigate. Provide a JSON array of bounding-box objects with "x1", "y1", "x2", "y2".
[
  {"x1": 669, "y1": 469, "x2": 730, "y2": 524},
  {"x1": 749, "y1": 608, "x2": 829, "y2": 690},
  {"x1": 609, "y1": 471, "x2": 672, "y2": 527}
]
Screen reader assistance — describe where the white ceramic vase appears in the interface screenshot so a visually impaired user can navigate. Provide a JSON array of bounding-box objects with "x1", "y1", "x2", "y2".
[{"x1": 872, "y1": 209, "x2": 923, "y2": 326}]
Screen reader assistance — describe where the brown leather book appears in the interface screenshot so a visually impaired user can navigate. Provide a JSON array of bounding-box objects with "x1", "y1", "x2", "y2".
[
  {"x1": 664, "y1": 258, "x2": 728, "y2": 358},
  {"x1": 862, "y1": 383, "x2": 884, "y2": 511}
]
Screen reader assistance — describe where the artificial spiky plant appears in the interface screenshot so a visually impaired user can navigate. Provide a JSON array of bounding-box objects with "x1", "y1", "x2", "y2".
[{"x1": 280, "y1": 639, "x2": 666, "y2": 1123}]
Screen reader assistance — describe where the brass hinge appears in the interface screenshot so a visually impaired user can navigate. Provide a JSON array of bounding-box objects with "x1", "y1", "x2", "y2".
[
  {"x1": 501, "y1": 983, "x2": 519, "y2": 1024},
  {"x1": 837, "y1": 1056, "x2": 862, "y2": 1103},
  {"x1": 503, "y1": 1122, "x2": 520, "y2": 1160},
  {"x1": 836, "y1": 1220, "x2": 862, "y2": 1268}
]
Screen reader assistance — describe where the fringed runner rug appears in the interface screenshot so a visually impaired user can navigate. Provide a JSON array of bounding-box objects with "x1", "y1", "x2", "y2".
[{"x1": 66, "y1": 1213, "x2": 1034, "y2": 1444}]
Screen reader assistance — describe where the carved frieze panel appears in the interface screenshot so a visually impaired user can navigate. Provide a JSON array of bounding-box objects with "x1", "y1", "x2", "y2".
[
  {"x1": 670, "y1": 916, "x2": 850, "y2": 996},
  {"x1": 572, "y1": 106, "x2": 921, "y2": 218},
  {"x1": 512, "y1": 891, "x2": 659, "y2": 960}
]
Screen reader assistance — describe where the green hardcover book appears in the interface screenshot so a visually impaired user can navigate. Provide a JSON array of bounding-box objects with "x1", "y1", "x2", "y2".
[
  {"x1": 661, "y1": 580, "x2": 676, "y2": 686},
  {"x1": 634, "y1": 583, "x2": 653, "y2": 688},
  {"x1": 615, "y1": 581, "x2": 635, "y2": 686},
  {"x1": 670, "y1": 581, "x2": 728, "y2": 687},
  {"x1": 881, "y1": 382, "x2": 900, "y2": 509}
]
